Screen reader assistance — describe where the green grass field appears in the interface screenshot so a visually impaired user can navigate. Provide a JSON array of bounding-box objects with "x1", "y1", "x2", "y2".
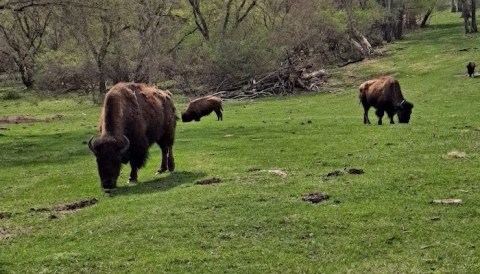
[{"x1": 1, "y1": 12, "x2": 480, "y2": 273}]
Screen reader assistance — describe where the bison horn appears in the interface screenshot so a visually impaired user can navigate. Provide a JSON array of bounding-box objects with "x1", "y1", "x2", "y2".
[
  {"x1": 120, "y1": 135, "x2": 130, "y2": 155},
  {"x1": 88, "y1": 136, "x2": 96, "y2": 154}
]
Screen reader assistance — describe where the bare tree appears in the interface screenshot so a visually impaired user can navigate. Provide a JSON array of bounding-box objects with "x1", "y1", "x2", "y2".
[
  {"x1": 257, "y1": 0, "x2": 290, "y2": 30},
  {"x1": 63, "y1": 2, "x2": 131, "y2": 95},
  {"x1": 451, "y1": 0, "x2": 457, "y2": 12},
  {"x1": 187, "y1": 0, "x2": 257, "y2": 40},
  {"x1": 221, "y1": 0, "x2": 257, "y2": 36},
  {"x1": 460, "y1": 0, "x2": 477, "y2": 33},
  {"x1": 132, "y1": 0, "x2": 181, "y2": 83},
  {"x1": 187, "y1": 0, "x2": 209, "y2": 40},
  {"x1": 0, "y1": 0, "x2": 99, "y2": 12},
  {"x1": 471, "y1": 0, "x2": 477, "y2": 32},
  {"x1": 0, "y1": 7, "x2": 52, "y2": 88}
]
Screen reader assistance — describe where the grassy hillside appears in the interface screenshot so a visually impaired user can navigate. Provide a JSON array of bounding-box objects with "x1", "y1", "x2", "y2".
[{"x1": 1, "y1": 12, "x2": 480, "y2": 273}]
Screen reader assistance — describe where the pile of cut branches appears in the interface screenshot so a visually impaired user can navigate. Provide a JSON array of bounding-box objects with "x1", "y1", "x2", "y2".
[{"x1": 207, "y1": 64, "x2": 328, "y2": 99}]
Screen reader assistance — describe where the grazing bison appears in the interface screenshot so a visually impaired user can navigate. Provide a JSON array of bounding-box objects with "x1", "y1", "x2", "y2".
[
  {"x1": 467, "y1": 62, "x2": 475, "y2": 77},
  {"x1": 181, "y1": 95, "x2": 223, "y2": 122},
  {"x1": 88, "y1": 83, "x2": 177, "y2": 189},
  {"x1": 359, "y1": 76, "x2": 414, "y2": 125}
]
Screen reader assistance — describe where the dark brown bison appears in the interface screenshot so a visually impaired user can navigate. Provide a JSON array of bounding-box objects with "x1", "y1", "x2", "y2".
[
  {"x1": 181, "y1": 95, "x2": 223, "y2": 122},
  {"x1": 359, "y1": 76, "x2": 414, "y2": 125},
  {"x1": 467, "y1": 62, "x2": 475, "y2": 77},
  {"x1": 88, "y1": 83, "x2": 177, "y2": 189}
]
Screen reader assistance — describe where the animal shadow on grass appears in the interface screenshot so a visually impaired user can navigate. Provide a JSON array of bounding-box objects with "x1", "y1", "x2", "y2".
[{"x1": 112, "y1": 171, "x2": 207, "y2": 196}]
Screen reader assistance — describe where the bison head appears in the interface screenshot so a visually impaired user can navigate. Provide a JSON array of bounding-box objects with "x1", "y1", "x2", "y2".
[
  {"x1": 88, "y1": 135, "x2": 130, "y2": 189},
  {"x1": 181, "y1": 112, "x2": 194, "y2": 122},
  {"x1": 396, "y1": 100, "x2": 414, "y2": 124}
]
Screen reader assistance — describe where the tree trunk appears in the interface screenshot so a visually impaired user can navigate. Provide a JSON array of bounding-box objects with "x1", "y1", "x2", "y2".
[
  {"x1": 19, "y1": 64, "x2": 34, "y2": 89},
  {"x1": 452, "y1": 0, "x2": 457, "y2": 12},
  {"x1": 133, "y1": 58, "x2": 149, "y2": 83},
  {"x1": 382, "y1": 19, "x2": 394, "y2": 42},
  {"x1": 406, "y1": 11, "x2": 417, "y2": 29},
  {"x1": 420, "y1": 10, "x2": 432, "y2": 28},
  {"x1": 394, "y1": 5, "x2": 405, "y2": 39},
  {"x1": 461, "y1": 0, "x2": 471, "y2": 33},
  {"x1": 97, "y1": 60, "x2": 106, "y2": 96},
  {"x1": 14, "y1": 59, "x2": 34, "y2": 89},
  {"x1": 471, "y1": 0, "x2": 478, "y2": 32},
  {"x1": 98, "y1": 73, "x2": 106, "y2": 95}
]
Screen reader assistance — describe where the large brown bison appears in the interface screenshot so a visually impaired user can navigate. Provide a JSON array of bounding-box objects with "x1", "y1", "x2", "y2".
[
  {"x1": 88, "y1": 83, "x2": 177, "y2": 189},
  {"x1": 181, "y1": 95, "x2": 223, "y2": 122},
  {"x1": 359, "y1": 76, "x2": 414, "y2": 125}
]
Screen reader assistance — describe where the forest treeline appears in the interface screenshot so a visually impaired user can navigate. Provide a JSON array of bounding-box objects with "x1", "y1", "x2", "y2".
[{"x1": 0, "y1": 0, "x2": 474, "y2": 98}]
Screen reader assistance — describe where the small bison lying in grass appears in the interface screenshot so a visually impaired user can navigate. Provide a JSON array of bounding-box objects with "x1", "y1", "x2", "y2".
[
  {"x1": 467, "y1": 62, "x2": 475, "y2": 77},
  {"x1": 181, "y1": 95, "x2": 223, "y2": 122},
  {"x1": 359, "y1": 76, "x2": 414, "y2": 125}
]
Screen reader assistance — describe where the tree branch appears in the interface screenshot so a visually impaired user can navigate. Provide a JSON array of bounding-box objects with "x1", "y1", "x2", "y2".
[
  {"x1": 168, "y1": 27, "x2": 198, "y2": 54},
  {"x1": 234, "y1": 0, "x2": 257, "y2": 28},
  {"x1": 0, "y1": 0, "x2": 104, "y2": 12}
]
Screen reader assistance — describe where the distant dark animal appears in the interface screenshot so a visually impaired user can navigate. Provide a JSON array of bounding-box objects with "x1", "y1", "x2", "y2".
[
  {"x1": 88, "y1": 83, "x2": 177, "y2": 189},
  {"x1": 359, "y1": 76, "x2": 414, "y2": 125},
  {"x1": 467, "y1": 62, "x2": 475, "y2": 77},
  {"x1": 181, "y1": 95, "x2": 223, "y2": 122}
]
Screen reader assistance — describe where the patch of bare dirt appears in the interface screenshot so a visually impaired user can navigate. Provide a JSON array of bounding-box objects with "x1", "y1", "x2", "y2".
[
  {"x1": 0, "y1": 212, "x2": 12, "y2": 219},
  {"x1": 326, "y1": 168, "x2": 364, "y2": 178},
  {"x1": 29, "y1": 207, "x2": 50, "y2": 212},
  {"x1": 268, "y1": 169, "x2": 287, "y2": 177},
  {"x1": 0, "y1": 227, "x2": 11, "y2": 240},
  {"x1": 196, "y1": 178, "x2": 222, "y2": 185},
  {"x1": 0, "y1": 114, "x2": 64, "y2": 124},
  {"x1": 54, "y1": 198, "x2": 98, "y2": 211},
  {"x1": 302, "y1": 192, "x2": 330, "y2": 204},
  {"x1": 30, "y1": 198, "x2": 98, "y2": 213},
  {"x1": 430, "y1": 199, "x2": 463, "y2": 205},
  {"x1": 445, "y1": 151, "x2": 468, "y2": 159}
]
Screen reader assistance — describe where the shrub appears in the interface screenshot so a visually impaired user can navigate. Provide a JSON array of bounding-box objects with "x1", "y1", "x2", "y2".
[{"x1": 2, "y1": 90, "x2": 22, "y2": 100}]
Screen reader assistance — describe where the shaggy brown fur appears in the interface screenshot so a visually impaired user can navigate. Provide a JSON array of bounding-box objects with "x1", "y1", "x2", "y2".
[
  {"x1": 467, "y1": 62, "x2": 475, "y2": 77},
  {"x1": 88, "y1": 83, "x2": 177, "y2": 189},
  {"x1": 359, "y1": 76, "x2": 414, "y2": 125},
  {"x1": 181, "y1": 95, "x2": 223, "y2": 122}
]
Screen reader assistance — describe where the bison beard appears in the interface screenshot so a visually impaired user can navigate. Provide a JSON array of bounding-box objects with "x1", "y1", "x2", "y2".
[
  {"x1": 359, "y1": 76, "x2": 414, "y2": 125},
  {"x1": 88, "y1": 83, "x2": 177, "y2": 189}
]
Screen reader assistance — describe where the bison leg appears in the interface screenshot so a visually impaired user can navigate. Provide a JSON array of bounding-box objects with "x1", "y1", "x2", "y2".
[
  {"x1": 167, "y1": 145, "x2": 175, "y2": 172},
  {"x1": 375, "y1": 109, "x2": 384, "y2": 125},
  {"x1": 127, "y1": 141, "x2": 148, "y2": 184},
  {"x1": 157, "y1": 143, "x2": 168, "y2": 174},
  {"x1": 363, "y1": 111, "x2": 370, "y2": 124},
  {"x1": 214, "y1": 109, "x2": 223, "y2": 121},
  {"x1": 387, "y1": 110, "x2": 395, "y2": 124},
  {"x1": 157, "y1": 141, "x2": 173, "y2": 174},
  {"x1": 361, "y1": 99, "x2": 371, "y2": 124},
  {"x1": 362, "y1": 106, "x2": 371, "y2": 124},
  {"x1": 128, "y1": 165, "x2": 138, "y2": 184}
]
